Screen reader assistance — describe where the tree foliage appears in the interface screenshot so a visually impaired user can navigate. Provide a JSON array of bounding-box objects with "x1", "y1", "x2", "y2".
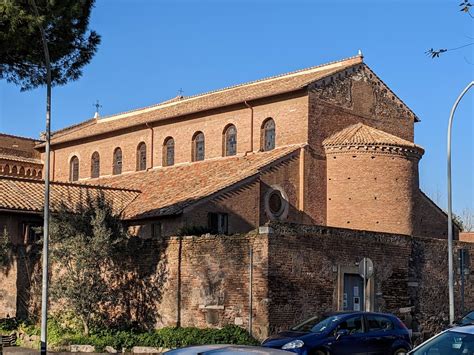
[
  {"x1": 0, "y1": 0, "x2": 101, "y2": 90},
  {"x1": 49, "y1": 196, "x2": 128, "y2": 336}
]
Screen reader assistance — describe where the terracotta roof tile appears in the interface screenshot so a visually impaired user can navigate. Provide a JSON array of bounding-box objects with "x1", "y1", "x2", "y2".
[
  {"x1": 0, "y1": 176, "x2": 139, "y2": 215},
  {"x1": 44, "y1": 56, "x2": 364, "y2": 146},
  {"x1": 90, "y1": 145, "x2": 303, "y2": 220},
  {"x1": 323, "y1": 123, "x2": 423, "y2": 151},
  {"x1": 0, "y1": 153, "x2": 42, "y2": 165}
]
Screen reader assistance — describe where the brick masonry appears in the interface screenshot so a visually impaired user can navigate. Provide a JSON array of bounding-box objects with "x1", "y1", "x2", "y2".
[{"x1": 1, "y1": 221, "x2": 472, "y2": 340}]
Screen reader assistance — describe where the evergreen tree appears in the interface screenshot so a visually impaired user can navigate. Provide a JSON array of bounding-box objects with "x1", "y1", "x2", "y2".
[
  {"x1": 1, "y1": 2, "x2": 100, "y2": 350},
  {"x1": 1, "y1": 0, "x2": 101, "y2": 90}
]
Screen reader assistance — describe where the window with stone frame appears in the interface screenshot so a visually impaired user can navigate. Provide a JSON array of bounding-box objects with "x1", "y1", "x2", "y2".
[
  {"x1": 192, "y1": 132, "x2": 205, "y2": 162},
  {"x1": 70, "y1": 155, "x2": 79, "y2": 182},
  {"x1": 91, "y1": 151, "x2": 100, "y2": 178},
  {"x1": 261, "y1": 118, "x2": 275, "y2": 151},
  {"x1": 163, "y1": 137, "x2": 175, "y2": 166},
  {"x1": 136, "y1": 142, "x2": 147, "y2": 171},
  {"x1": 113, "y1": 147, "x2": 122, "y2": 175},
  {"x1": 223, "y1": 124, "x2": 237, "y2": 156}
]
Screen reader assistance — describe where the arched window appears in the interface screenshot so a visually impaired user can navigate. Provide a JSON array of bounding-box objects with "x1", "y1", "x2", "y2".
[
  {"x1": 261, "y1": 118, "x2": 275, "y2": 151},
  {"x1": 19, "y1": 167, "x2": 24, "y2": 175},
  {"x1": 70, "y1": 156, "x2": 79, "y2": 182},
  {"x1": 136, "y1": 142, "x2": 147, "y2": 171},
  {"x1": 113, "y1": 148, "x2": 122, "y2": 175},
  {"x1": 91, "y1": 152, "x2": 100, "y2": 178},
  {"x1": 163, "y1": 137, "x2": 175, "y2": 167},
  {"x1": 192, "y1": 132, "x2": 205, "y2": 162},
  {"x1": 4, "y1": 165, "x2": 10, "y2": 174},
  {"x1": 12, "y1": 166, "x2": 18, "y2": 174},
  {"x1": 223, "y1": 124, "x2": 237, "y2": 156}
]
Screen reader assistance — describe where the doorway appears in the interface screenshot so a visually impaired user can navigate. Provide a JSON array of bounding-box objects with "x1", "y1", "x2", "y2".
[{"x1": 343, "y1": 273, "x2": 365, "y2": 311}]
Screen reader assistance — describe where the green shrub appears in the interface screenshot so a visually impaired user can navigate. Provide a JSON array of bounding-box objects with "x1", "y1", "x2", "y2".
[
  {"x1": 0, "y1": 318, "x2": 18, "y2": 333},
  {"x1": 6, "y1": 318, "x2": 258, "y2": 352}
]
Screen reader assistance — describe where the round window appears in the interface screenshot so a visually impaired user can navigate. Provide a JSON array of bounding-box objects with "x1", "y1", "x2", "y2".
[
  {"x1": 269, "y1": 191, "x2": 283, "y2": 216},
  {"x1": 264, "y1": 186, "x2": 289, "y2": 220}
]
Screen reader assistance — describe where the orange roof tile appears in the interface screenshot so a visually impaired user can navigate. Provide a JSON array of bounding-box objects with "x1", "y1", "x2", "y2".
[
  {"x1": 0, "y1": 153, "x2": 42, "y2": 165},
  {"x1": 43, "y1": 56, "x2": 365, "y2": 147},
  {"x1": 323, "y1": 123, "x2": 424, "y2": 152},
  {"x1": 91, "y1": 145, "x2": 303, "y2": 220},
  {"x1": 0, "y1": 176, "x2": 140, "y2": 215}
]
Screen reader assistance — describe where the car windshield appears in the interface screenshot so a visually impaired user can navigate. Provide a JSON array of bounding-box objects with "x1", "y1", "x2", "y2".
[
  {"x1": 412, "y1": 330, "x2": 474, "y2": 355},
  {"x1": 291, "y1": 315, "x2": 342, "y2": 333},
  {"x1": 461, "y1": 312, "x2": 474, "y2": 325}
]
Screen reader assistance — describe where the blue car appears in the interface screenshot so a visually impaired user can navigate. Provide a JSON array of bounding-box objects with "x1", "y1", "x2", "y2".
[{"x1": 262, "y1": 311, "x2": 411, "y2": 355}]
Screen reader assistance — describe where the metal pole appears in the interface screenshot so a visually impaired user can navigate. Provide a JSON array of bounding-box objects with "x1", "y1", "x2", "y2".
[
  {"x1": 447, "y1": 81, "x2": 474, "y2": 324},
  {"x1": 29, "y1": 0, "x2": 52, "y2": 352},
  {"x1": 363, "y1": 258, "x2": 367, "y2": 311},
  {"x1": 249, "y1": 245, "x2": 253, "y2": 336},
  {"x1": 461, "y1": 250, "x2": 465, "y2": 315}
]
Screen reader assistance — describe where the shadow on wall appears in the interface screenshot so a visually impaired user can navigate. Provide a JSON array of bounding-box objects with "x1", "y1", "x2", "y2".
[
  {"x1": 15, "y1": 243, "x2": 42, "y2": 321},
  {"x1": 104, "y1": 236, "x2": 169, "y2": 330}
]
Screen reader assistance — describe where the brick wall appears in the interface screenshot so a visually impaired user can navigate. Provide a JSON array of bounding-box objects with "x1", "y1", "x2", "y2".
[
  {"x1": 413, "y1": 191, "x2": 459, "y2": 239},
  {"x1": 47, "y1": 92, "x2": 308, "y2": 182},
  {"x1": 326, "y1": 150, "x2": 419, "y2": 235},
  {"x1": 266, "y1": 223, "x2": 412, "y2": 334},
  {"x1": 2, "y1": 220, "x2": 474, "y2": 340},
  {"x1": 307, "y1": 67, "x2": 415, "y2": 157},
  {"x1": 266, "y1": 222, "x2": 474, "y2": 336}
]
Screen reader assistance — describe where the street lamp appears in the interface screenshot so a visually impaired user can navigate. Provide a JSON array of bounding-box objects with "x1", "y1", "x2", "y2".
[{"x1": 447, "y1": 81, "x2": 474, "y2": 325}]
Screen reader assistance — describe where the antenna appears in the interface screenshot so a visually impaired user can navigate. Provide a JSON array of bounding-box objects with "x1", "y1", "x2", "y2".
[{"x1": 93, "y1": 100, "x2": 102, "y2": 118}]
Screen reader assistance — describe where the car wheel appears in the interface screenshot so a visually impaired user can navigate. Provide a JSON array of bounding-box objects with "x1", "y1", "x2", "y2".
[
  {"x1": 393, "y1": 348, "x2": 408, "y2": 355},
  {"x1": 312, "y1": 350, "x2": 328, "y2": 355}
]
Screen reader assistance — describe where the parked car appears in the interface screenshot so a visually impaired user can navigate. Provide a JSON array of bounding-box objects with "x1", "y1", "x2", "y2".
[
  {"x1": 455, "y1": 310, "x2": 474, "y2": 326},
  {"x1": 262, "y1": 311, "x2": 411, "y2": 355},
  {"x1": 164, "y1": 344, "x2": 292, "y2": 354},
  {"x1": 408, "y1": 324, "x2": 474, "y2": 354}
]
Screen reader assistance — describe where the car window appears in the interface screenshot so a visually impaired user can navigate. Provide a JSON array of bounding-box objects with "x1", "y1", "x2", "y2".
[
  {"x1": 366, "y1": 315, "x2": 394, "y2": 332},
  {"x1": 412, "y1": 330, "x2": 474, "y2": 355},
  {"x1": 461, "y1": 312, "x2": 474, "y2": 325},
  {"x1": 291, "y1": 315, "x2": 343, "y2": 333},
  {"x1": 337, "y1": 315, "x2": 364, "y2": 334}
]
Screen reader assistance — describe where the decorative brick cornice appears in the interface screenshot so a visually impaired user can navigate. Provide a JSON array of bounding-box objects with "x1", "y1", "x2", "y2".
[{"x1": 324, "y1": 144, "x2": 424, "y2": 159}]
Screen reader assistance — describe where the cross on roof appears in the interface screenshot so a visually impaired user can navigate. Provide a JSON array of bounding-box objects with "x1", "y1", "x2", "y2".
[{"x1": 93, "y1": 100, "x2": 102, "y2": 118}]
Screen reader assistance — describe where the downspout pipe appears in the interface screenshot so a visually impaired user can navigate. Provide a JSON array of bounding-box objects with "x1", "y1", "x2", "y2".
[
  {"x1": 244, "y1": 101, "x2": 254, "y2": 155},
  {"x1": 146, "y1": 122, "x2": 154, "y2": 170}
]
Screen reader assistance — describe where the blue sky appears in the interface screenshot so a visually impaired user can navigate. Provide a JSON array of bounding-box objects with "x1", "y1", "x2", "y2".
[{"x1": 0, "y1": 0, "x2": 473, "y2": 215}]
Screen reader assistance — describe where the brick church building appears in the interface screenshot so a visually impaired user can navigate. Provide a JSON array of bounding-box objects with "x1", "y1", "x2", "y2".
[{"x1": 0, "y1": 54, "x2": 469, "y2": 337}]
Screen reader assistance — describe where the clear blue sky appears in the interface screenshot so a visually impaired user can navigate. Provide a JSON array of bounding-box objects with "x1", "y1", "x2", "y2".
[{"x1": 0, "y1": 0, "x2": 473, "y2": 215}]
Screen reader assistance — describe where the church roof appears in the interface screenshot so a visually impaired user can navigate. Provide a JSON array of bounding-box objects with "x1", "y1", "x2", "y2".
[
  {"x1": 322, "y1": 123, "x2": 424, "y2": 152},
  {"x1": 0, "y1": 176, "x2": 140, "y2": 215},
  {"x1": 89, "y1": 145, "x2": 303, "y2": 220},
  {"x1": 43, "y1": 55, "x2": 369, "y2": 147},
  {"x1": 0, "y1": 145, "x2": 302, "y2": 220}
]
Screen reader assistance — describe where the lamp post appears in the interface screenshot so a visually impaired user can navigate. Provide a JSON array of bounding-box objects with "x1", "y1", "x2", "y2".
[{"x1": 447, "y1": 81, "x2": 474, "y2": 325}]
